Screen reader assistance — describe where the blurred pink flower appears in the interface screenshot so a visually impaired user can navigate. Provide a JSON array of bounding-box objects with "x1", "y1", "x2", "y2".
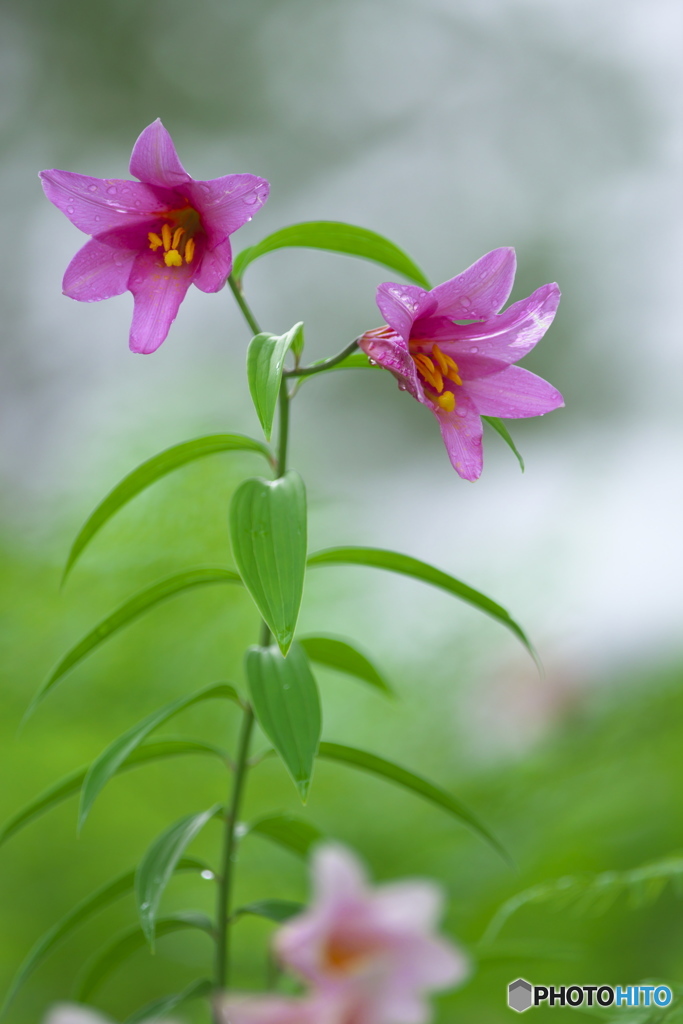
[
  {"x1": 359, "y1": 248, "x2": 563, "y2": 480},
  {"x1": 40, "y1": 119, "x2": 269, "y2": 353},
  {"x1": 44, "y1": 1007, "x2": 177, "y2": 1024},
  {"x1": 274, "y1": 844, "x2": 468, "y2": 1024},
  {"x1": 218, "y1": 991, "x2": 346, "y2": 1024}
]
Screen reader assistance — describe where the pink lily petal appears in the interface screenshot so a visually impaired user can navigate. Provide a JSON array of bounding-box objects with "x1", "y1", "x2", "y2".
[
  {"x1": 39, "y1": 170, "x2": 173, "y2": 235},
  {"x1": 359, "y1": 328, "x2": 426, "y2": 402},
  {"x1": 193, "y1": 237, "x2": 234, "y2": 293},
  {"x1": 62, "y1": 239, "x2": 136, "y2": 301},
  {"x1": 430, "y1": 247, "x2": 516, "y2": 318},
  {"x1": 129, "y1": 118, "x2": 191, "y2": 189},
  {"x1": 43, "y1": 1008, "x2": 111, "y2": 1024},
  {"x1": 128, "y1": 250, "x2": 195, "y2": 354},
  {"x1": 436, "y1": 395, "x2": 485, "y2": 481},
  {"x1": 464, "y1": 364, "x2": 564, "y2": 418},
  {"x1": 187, "y1": 174, "x2": 270, "y2": 247},
  {"x1": 217, "y1": 994, "x2": 336, "y2": 1024},
  {"x1": 442, "y1": 283, "x2": 561, "y2": 362},
  {"x1": 376, "y1": 283, "x2": 436, "y2": 343}
]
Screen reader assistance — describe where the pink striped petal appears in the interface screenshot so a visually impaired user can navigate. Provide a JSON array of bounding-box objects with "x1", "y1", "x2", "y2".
[
  {"x1": 376, "y1": 283, "x2": 436, "y2": 343},
  {"x1": 63, "y1": 239, "x2": 135, "y2": 301},
  {"x1": 129, "y1": 119, "x2": 191, "y2": 189},
  {"x1": 444, "y1": 283, "x2": 561, "y2": 363},
  {"x1": 430, "y1": 247, "x2": 516, "y2": 318},
  {"x1": 359, "y1": 328, "x2": 426, "y2": 402},
  {"x1": 464, "y1": 364, "x2": 564, "y2": 418},
  {"x1": 193, "y1": 237, "x2": 233, "y2": 293},
  {"x1": 128, "y1": 250, "x2": 195, "y2": 354},
  {"x1": 187, "y1": 174, "x2": 270, "y2": 247},
  {"x1": 39, "y1": 170, "x2": 172, "y2": 235},
  {"x1": 436, "y1": 395, "x2": 484, "y2": 481}
]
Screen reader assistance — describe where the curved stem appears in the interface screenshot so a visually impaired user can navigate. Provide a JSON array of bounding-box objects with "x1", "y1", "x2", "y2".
[
  {"x1": 228, "y1": 274, "x2": 262, "y2": 336},
  {"x1": 214, "y1": 705, "x2": 255, "y2": 993},
  {"x1": 284, "y1": 337, "x2": 359, "y2": 378}
]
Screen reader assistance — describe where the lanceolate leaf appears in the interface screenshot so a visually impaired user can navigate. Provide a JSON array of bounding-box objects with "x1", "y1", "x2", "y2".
[
  {"x1": 245, "y1": 643, "x2": 321, "y2": 801},
  {"x1": 29, "y1": 568, "x2": 242, "y2": 713},
  {"x1": 0, "y1": 859, "x2": 207, "y2": 1017},
  {"x1": 248, "y1": 323, "x2": 303, "y2": 439},
  {"x1": 230, "y1": 473, "x2": 307, "y2": 655},
  {"x1": 124, "y1": 979, "x2": 212, "y2": 1024},
  {"x1": 299, "y1": 635, "x2": 392, "y2": 696},
  {"x1": 136, "y1": 806, "x2": 221, "y2": 947},
  {"x1": 75, "y1": 913, "x2": 214, "y2": 1002},
  {"x1": 63, "y1": 434, "x2": 273, "y2": 583},
  {"x1": 483, "y1": 416, "x2": 525, "y2": 473},
  {"x1": 308, "y1": 547, "x2": 535, "y2": 661},
  {"x1": 80, "y1": 683, "x2": 241, "y2": 828},
  {"x1": 0, "y1": 738, "x2": 225, "y2": 850},
  {"x1": 233, "y1": 222, "x2": 431, "y2": 290},
  {"x1": 246, "y1": 813, "x2": 323, "y2": 858},
  {"x1": 317, "y1": 742, "x2": 508, "y2": 861},
  {"x1": 233, "y1": 900, "x2": 304, "y2": 923}
]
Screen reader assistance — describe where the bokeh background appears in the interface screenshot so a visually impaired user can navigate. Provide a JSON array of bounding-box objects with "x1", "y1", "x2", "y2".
[{"x1": 1, "y1": 0, "x2": 682, "y2": 1021}]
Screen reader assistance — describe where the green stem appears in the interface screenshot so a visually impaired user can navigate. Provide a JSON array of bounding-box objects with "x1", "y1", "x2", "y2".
[
  {"x1": 276, "y1": 382, "x2": 290, "y2": 478},
  {"x1": 228, "y1": 274, "x2": 262, "y2": 335},
  {"x1": 284, "y1": 337, "x2": 359, "y2": 378},
  {"x1": 214, "y1": 705, "x2": 255, "y2": 993}
]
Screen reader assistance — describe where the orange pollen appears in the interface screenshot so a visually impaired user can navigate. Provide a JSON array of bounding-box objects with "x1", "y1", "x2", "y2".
[
  {"x1": 411, "y1": 342, "x2": 462, "y2": 408},
  {"x1": 324, "y1": 934, "x2": 378, "y2": 973},
  {"x1": 148, "y1": 205, "x2": 201, "y2": 268}
]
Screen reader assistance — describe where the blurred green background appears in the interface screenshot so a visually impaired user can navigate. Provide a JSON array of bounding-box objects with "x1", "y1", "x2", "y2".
[{"x1": 1, "y1": 0, "x2": 682, "y2": 1021}]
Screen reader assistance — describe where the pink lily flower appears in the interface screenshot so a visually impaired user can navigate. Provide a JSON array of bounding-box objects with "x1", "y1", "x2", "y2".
[
  {"x1": 273, "y1": 844, "x2": 468, "y2": 1024},
  {"x1": 40, "y1": 119, "x2": 269, "y2": 353},
  {"x1": 359, "y1": 248, "x2": 564, "y2": 480},
  {"x1": 218, "y1": 991, "x2": 349, "y2": 1024}
]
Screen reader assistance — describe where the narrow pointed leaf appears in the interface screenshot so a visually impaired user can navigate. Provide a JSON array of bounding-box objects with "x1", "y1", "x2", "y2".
[
  {"x1": 136, "y1": 806, "x2": 221, "y2": 947},
  {"x1": 299, "y1": 635, "x2": 392, "y2": 696},
  {"x1": 0, "y1": 738, "x2": 225, "y2": 850},
  {"x1": 80, "y1": 683, "x2": 240, "y2": 828},
  {"x1": 124, "y1": 979, "x2": 212, "y2": 1024},
  {"x1": 233, "y1": 221, "x2": 431, "y2": 290},
  {"x1": 63, "y1": 434, "x2": 273, "y2": 583},
  {"x1": 308, "y1": 547, "x2": 535, "y2": 661},
  {"x1": 30, "y1": 568, "x2": 242, "y2": 713},
  {"x1": 245, "y1": 643, "x2": 321, "y2": 801},
  {"x1": 246, "y1": 813, "x2": 323, "y2": 858},
  {"x1": 75, "y1": 913, "x2": 214, "y2": 1001},
  {"x1": 234, "y1": 900, "x2": 304, "y2": 923},
  {"x1": 317, "y1": 742, "x2": 508, "y2": 862},
  {"x1": 483, "y1": 416, "x2": 525, "y2": 472},
  {"x1": 247, "y1": 323, "x2": 303, "y2": 439},
  {"x1": 0, "y1": 860, "x2": 206, "y2": 1018},
  {"x1": 230, "y1": 473, "x2": 307, "y2": 654}
]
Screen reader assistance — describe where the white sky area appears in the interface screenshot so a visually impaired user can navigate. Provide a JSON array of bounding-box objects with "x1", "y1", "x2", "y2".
[{"x1": 1, "y1": 0, "x2": 681, "y2": 753}]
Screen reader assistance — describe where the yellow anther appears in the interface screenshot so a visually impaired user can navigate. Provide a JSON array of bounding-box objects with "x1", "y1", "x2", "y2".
[
  {"x1": 185, "y1": 237, "x2": 195, "y2": 264},
  {"x1": 436, "y1": 391, "x2": 456, "y2": 412},
  {"x1": 164, "y1": 249, "x2": 183, "y2": 267},
  {"x1": 414, "y1": 353, "x2": 443, "y2": 392},
  {"x1": 172, "y1": 226, "x2": 185, "y2": 249},
  {"x1": 148, "y1": 232, "x2": 162, "y2": 252},
  {"x1": 432, "y1": 345, "x2": 449, "y2": 375},
  {"x1": 161, "y1": 223, "x2": 172, "y2": 251}
]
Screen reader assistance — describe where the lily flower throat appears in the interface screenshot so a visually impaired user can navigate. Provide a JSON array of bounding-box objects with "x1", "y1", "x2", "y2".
[{"x1": 148, "y1": 205, "x2": 201, "y2": 267}]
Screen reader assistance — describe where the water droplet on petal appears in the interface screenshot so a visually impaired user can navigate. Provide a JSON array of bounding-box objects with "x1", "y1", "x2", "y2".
[
  {"x1": 134, "y1": 200, "x2": 142, "y2": 207},
  {"x1": 460, "y1": 297, "x2": 471, "y2": 308},
  {"x1": 456, "y1": 407, "x2": 466, "y2": 417},
  {"x1": 367, "y1": 358, "x2": 377, "y2": 366},
  {"x1": 244, "y1": 194, "x2": 258, "y2": 205},
  {"x1": 66, "y1": 206, "x2": 74, "y2": 214},
  {"x1": 201, "y1": 870, "x2": 215, "y2": 880},
  {"x1": 470, "y1": 346, "x2": 479, "y2": 353},
  {"x1": 88, "y1": 184, "x2": 97, "y2": 192},
  {"x1": 94, "y1": 215, "x2": 101, "y2": 222},
  {"x1": 106, "y1": 186, "x2": 117, "y2": 195}
]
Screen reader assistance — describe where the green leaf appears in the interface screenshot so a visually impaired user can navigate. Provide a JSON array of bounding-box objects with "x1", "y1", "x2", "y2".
[
  {"x1": 136, "y1": 806, "x2": 221, "y2": 948},
  {"x1": 299, "y1": 635, "x2": 392, "y2": 696},
  {"x1": 247, "y1": 323, "x2": 304, "y2": 440},
  {"x1": 124, "y1": 979, "x2": 212, "y2": 1024},
  {"x1": 0, "y1": 859, "x2": 207, "y2": 1017},
  {"x1": 317, "y1": 742, "x2": 508, "y2": 861},
  {"x1": 483, "y1": 416, "x2": 525, "y2": 472},
  {"x1": 234, "y1": 899, "x2": 304, "y2": 923},
  {"x1": 245, "y1": 643, "x2": 321, "y2": 801},
  {"x1": 63, "y1": 434, "x2": 273, "y2": 583},
  {"x1": 29, "y1": 568, "x2": 242, "y2": 713},
  {"x1": 229, "y1": 473, "x2": 307, "y2": 655},
  {"x1": 308, "y1": 547, "x2": 536, "y2": 663},
  {"x1": 246, "y1": 813, "x2": 323, "y2": 858},
  {"x1": 233, "y1": 221, "x2": 431, "y2": 289},
  {"x1": 80, "y1": 683, "x2": 240, "y2": 828},
  {"x1": 0, "y1": 738, "x2": 225, "y2": 850},
  {"x1": 75, "y1": 912, "x2": 214, "y2": 1002}
]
